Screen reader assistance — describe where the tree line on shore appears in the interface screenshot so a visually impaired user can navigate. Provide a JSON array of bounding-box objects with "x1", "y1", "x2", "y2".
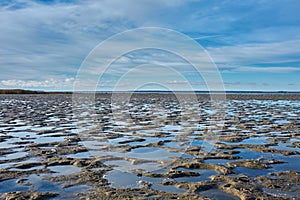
[{"x1": 0, "y1": 89, "x2": 71, "y2": 94}]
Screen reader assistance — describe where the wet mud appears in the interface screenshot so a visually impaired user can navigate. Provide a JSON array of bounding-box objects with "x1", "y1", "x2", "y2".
[{"x1": 0, "y1": 94, "x2": 299, "y2": 199}]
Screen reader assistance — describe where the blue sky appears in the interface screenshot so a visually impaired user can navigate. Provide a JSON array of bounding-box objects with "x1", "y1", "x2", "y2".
[{"x1": 0, "y1": 0, "x2": 299, "y2": 91}]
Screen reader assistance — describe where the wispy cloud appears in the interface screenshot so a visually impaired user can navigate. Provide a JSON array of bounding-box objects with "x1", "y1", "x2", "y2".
[
  {"x1": 208, "y1": 39, "x2": 300, "y2": 65},
  {"x1": 234, "y1": 66, "x2": 300, "y2": 73}
]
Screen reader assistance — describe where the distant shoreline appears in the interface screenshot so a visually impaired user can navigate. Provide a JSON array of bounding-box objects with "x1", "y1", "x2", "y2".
[
  {"x1": 0, "y1": 89, "x2": 71, "y2": 94},
  {"x1": 1, "y1": 89, "x2": 300, "y2": 95}
]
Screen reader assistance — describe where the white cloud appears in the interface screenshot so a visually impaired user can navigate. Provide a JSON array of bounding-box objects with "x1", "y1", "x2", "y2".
[
  {"x1": 165, "y1": 80, "x2": 188, "y2": 85},
  {"x1": 0, "y1": 0, "x2": 193, "y2": 83},
  {"x1": 0, "y1": 77, "x2": 74, "y2": 89},
  {"x1": 208, "y1": 39, "x2": 300, "y2": 64}
]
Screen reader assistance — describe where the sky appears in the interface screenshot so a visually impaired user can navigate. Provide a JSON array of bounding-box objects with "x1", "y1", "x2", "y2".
[{"x1": 0, "y1": 0, "x2": 300, "y2": 91}]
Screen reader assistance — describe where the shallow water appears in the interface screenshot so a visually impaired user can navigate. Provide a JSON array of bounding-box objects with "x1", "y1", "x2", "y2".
[
  {"x1": 174, "y1": 167, "x2": 218, "y2": 182},
  {"x1": 126, "y1": 147, "x2": 180, "y2": 160},
  {"x1": 0, "y1": 94, "x2": 299, "y2": 199},
  {"x1": 47, "y1": 165, "x2": 81, "y2": 176},
  {"x1": 151, "y1": 183, "x2": 186, "y2": 194},
  {"x1": 199, "y1": 188, "x2": 240, "y2": 200}
]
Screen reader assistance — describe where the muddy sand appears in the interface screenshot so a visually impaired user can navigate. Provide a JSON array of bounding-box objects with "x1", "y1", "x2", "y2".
[{"x1": 0, "y1": 93, "x2": 299, "y2": 200}]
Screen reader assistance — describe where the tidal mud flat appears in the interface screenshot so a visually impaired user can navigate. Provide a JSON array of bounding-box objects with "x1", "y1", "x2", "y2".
[{"x1": 0, "y1": 93, "x2": 299, "y2": 200}]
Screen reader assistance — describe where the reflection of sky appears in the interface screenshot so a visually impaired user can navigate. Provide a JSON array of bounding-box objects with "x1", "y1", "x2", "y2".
[{"x1": 0, "y1": 0, "x2": 299, "y2": 91}]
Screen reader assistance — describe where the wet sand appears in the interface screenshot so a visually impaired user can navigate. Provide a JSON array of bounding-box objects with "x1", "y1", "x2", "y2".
[{"x1": 0, "y1": 93, "x2": 299, "y2": 199}]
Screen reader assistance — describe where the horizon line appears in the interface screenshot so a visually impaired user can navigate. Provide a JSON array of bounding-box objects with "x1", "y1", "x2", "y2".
[{"x1": 1, "y1": 89, "x2": 300, "y2": 94}]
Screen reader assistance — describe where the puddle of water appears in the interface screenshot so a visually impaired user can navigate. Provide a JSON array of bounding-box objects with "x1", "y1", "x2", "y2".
[
  {"x1": 180, "y1": 153, "x2": 195, "y2": 159},
  {"x1": 0, "y1": 151, "x2": 28, "y2": 161},
  {"x1": 0, "y1": 157, "x2": 41, "y2": 170},
  {"x1": 233, "y1": 166, "x2": 273, "y2": 178},
  {"x1": 0, "y1": 138, "x2": 24, "y2": 149},
  {"x1": 126, "y1": 147, "x2": 180, "y2": 161},
  {"x1": 199, "y1": 188, "x2": 240, "y2": 200},
  {"x1": 33, "y1": 136, "x2": 65, "y2": 144},
  {"x1": 46, "y1": 117, "x2": 61, "y2": 122},
  {"x1": 106, "y1": 170, "x2": 140, "y2": 188},
  {"x1": 0, "y1": 174, "x2": 90, "y2": 199},
  {"x1": 10, "y1": 125, "x2": 33, "y2": 131},
  {"x1": 163, "y1": 141, "x2": 187, "y2": 149},
  {"x1": 238, "y1": 137, "x2": 269, "y2": 145},
  {"x1": 190, "y1": 140, "x2": 216, "y2": 153},
  {"x1": 236, "y1": 148, "x2": 273, "y2": 160},
  {"x1": 78, "y1": 140, "x2": 106, "y2": 150},
  {"x1": 7, "y1": 131, "x2": 37, "y2": 139},
  {"x1": 65, "y1": 152, "x2": 92, "y2": 159},
  {"x1": 232, "y1": 148, "x2": 300, "y2": 175},
  {"x1": 31, "y1": 126, "x2": 57, "y2": 132},
  {"x1": 0, "y1": 179, "x2": 30, "y2": 193},
  {"x1": 290, "y1": 138, "x2": 300, "y2": 143},
  {"x1": 27, "y1": 174, "x2": 61, "y2": 192},
  {"x1": 104, "y1": 160, "x2": 163, "y2": 172},
  {"x1": 0, "y1": 161, "x2": 19, "y2": 169},
  {"x1": 65, "y1": 150, "x2": 105, "y2": 159},
  {"x1": 272, "y1": 155, "x2": 300, "y2": 172},
  {"x1": 263, "y1": 187, "x2": 300, "y2": 199},
  {"x1": 203, "y1": 109, "x2": 216, "y2": 115},
  {"x1": 162, "y1": 125, "x2": 182, "y2": 132},
  {"x1": 269, "y1": 142, "x2": 300, "y2": 152},
  {"x1": 151, "y1": 183, "x2": 186, "y2": 194},
  {"x1": 174, "y1": 168, "x2": 218, "y2": 182},
  {"x1": 48, "y1": 165, "x2": 81, "y2": 176},
  {"x1": 274, "y1": 120, "x2": 290, "y2": 125}
]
